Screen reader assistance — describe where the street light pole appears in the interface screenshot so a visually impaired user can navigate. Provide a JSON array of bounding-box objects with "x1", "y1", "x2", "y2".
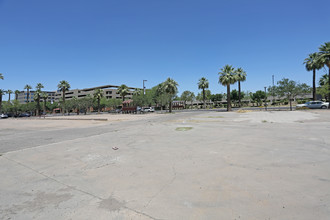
[{"x1": 143, "y1": 80, "x2": 147, "y2": 95}]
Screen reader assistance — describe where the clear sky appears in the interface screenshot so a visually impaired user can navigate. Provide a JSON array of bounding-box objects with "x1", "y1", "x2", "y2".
[{"x1": 1, "y1": 0, "x2": 330, "y2": 99}]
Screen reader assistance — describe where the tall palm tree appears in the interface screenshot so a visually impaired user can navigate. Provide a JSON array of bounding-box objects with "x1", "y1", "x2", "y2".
[
  {"x1": 117, "y1": 84, "x2": 129, "y2": 101},
  {"x1": 24, "y1": 84, "x2": 32, "y2": 103},
  {"x1": 15, "y1": 90, "x2": 20, "y2": 100},
  {"x1": 41, "y1": 92, "x2": 49, "y2": 114},
  {"x1": 198, "y1": 77, "x2": 209, "y2": 109},
  {"x1": 57, "y1": 80, "x2": 71, "y2": 115},
  {"x1": 162, "y1": 77, "x2": 179, "y2": 113},
  {"x1": 35, "y1": 83, "x2": 44, "y2": 116},
  {"x1": 93, "y1": 88, "x2": 104, "y2": 114},
  {"x1": 318, "y1": 42, "x2": 330, "y2": 102},
  {"x1": 304, "y1": 53, "x2": 322, "y2": 100},
  {"x1": 235, "y1": 68, "x2": 247, "y2": 107},
  {"x1": 0, "y1": 73, "x2": 3, "y2": 80},
  {"x1": 219, "y1": 65, "x2": 237, "y2": 111},
  {"x1": 7, "y1": 89, "x2": 13, "y2": 102}
]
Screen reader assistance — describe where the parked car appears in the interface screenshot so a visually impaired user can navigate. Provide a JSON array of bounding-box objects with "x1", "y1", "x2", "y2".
[
  {"x1": 143, "y1": 107, "x2": 155, "y2": 112},
  {"x1": 296, "y1": 101, "x2": 329, "y2": 109},
  {"x1": 18, "y1": 113, "x2": 31, "y2": 117},
  {"x1": 0, "y1": 114, "x2": 9, "y2": 119}
]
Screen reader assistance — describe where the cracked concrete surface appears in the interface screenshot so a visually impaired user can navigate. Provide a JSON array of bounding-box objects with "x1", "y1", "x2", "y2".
[{"x1": 1, "y1": 110, "x2": 330, "y2": 219}]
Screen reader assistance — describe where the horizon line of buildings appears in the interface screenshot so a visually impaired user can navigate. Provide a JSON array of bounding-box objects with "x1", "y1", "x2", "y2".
[{"x1": 15, "y1": 84, "x2": 139, "y2": 104}]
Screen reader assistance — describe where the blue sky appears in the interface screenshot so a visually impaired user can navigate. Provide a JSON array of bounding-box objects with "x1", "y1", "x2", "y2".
[{"x1": 1, "y1": 0, "x2": 330, "y2": 99}]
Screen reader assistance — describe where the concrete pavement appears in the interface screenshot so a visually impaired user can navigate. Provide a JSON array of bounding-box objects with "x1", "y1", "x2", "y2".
[{"x1": 1, "y1": 110, "x2": 330, "y2": 219}]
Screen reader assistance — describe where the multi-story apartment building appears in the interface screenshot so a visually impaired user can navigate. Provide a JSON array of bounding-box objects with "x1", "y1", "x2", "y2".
[
  {"x1": 54, "y1": 85, "x2": 137, "y2": 102},
  {"x1": 16, "y1": 91, "x2": 56, "y2": 104}
]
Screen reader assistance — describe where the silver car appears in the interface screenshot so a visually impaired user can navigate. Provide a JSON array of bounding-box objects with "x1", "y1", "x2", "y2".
[{"x1": 296, "y1": 101, "x2": 329, "y2": 109}]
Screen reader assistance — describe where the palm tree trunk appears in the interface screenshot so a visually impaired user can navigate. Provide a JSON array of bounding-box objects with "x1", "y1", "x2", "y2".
[
  {"x1": 203, "y1": 89, "x2": 206, "y2": 109},
  {"x1": 37, "y1": 98, "x2": 40, "y2": 116},
  {"x1": 169, "y1": 98, "x2": 172, "y2": 113},
  {"x1": 43, "y1": 100, "x2": 46, "y2": 115},
  {"x1": 62, "y1": 91, "x2": 65, "y2": 115},
  {"x1": 98, "y1": 99, "x2": 100, "y2": 114},
  {"x1": 8, "y1": 94, "x2": 11, "y2": 102},
  {"x1": 227, "y1": 84, "x2": 231, "y2": 111},
  {"x1": 26, "y1": 90, "x2": 29, "y2": 103},
  {"x1": 238, "y1": 81, "x2": 241, "y2": 107},
  {"x1": 313, "y1": 69, "x2": 316, "y2": 101}
]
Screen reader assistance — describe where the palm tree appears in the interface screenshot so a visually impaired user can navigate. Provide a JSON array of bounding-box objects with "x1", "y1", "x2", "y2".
[
  {"x1": 304, "y1": 53, "x2": 322, "y2": 100},
  {"x1": 24, "y1": 84, "x2": 32, "y2": 103},
  {"x1": 93, "y1": 88, "x2": 104, "y2": 114},
  {"x1": 41, "y1": 92, "x2": 49, "y2": 114},
  {"x1": 235, "y1": 68, "x2": 247, "y2": 107},
  {"x1": 117, "y1": 84, "x2": 129, "y2": 101},
  {"x1": 219, "y1": 65, "x2": 237, "y2": 111},
  {"x1": 198, "y1": 77, "x2": 209, "y2": 109},
  {"x1": 7, "y1": 89, "x2": 13, "y2": 102},
  {"x1": 57, "y1": 80, "x2": 71, "y2": 115},
  {"x1": 318, "y1": 42, "x2": 330, "y2": 102},
  {"x1": 0, "y1": 73, "x2": 3, "y2": 80},
  {"x1": 15, "y1": 90, "x2": 20, "y2": 100},
  {"x1": 34, "y1": 83, "x2": 44, "y2": 116},
  {"x1": 162, "y1": 78, "x2": 179, "y2": 113}
]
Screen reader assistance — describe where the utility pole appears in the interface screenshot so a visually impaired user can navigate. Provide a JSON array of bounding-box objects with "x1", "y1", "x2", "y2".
[{"x1": 143, "y1": 80, "x2": 147, "y2": 95}]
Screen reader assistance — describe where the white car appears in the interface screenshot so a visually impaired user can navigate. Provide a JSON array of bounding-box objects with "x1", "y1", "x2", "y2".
[
  {"x1": 0, "y1": 114, "x2": 9, "y2": 119},
  {"x1": 143, "y1": 107, "x2": 155, "y2": 112},
  {"x1": 296, "y1": 101, "x2": 329, "y2": 109}
]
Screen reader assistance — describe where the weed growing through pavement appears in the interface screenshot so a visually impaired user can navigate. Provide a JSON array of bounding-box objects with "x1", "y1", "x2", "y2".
[{"x1": 175, "y1": 127, "x2": 193, "y2": 131}]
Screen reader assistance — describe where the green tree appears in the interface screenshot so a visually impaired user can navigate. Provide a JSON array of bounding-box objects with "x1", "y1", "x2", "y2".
[
  {"x1": 251, "y1": 90, "x2": 266, "y2": 106},
  {"x1": 162, "y1": 78, "x2": 179, "y2": 113},
  {"x1": 93, "y1": 88, "x2": 104, "y2": 114},
  {"x1": 235, "y1": 67, "x2": 247, "y2": 107},
  {"x1": 180, "y1": 90, "x2": 195, "y2": 109},
  {"x1": 304, "y1": 52, "x2": 323, "y2": 100},
  {"x1": 276, "y1": 78, "x2": 311, "y2": 111},
  {"x1": 219, "y1": 65, "x2": 237, "y2": 111},
  {"x1": 0, "y1": 73, "x2": 3, "y2": 80},
  {"x1": 24, "y1": 84, "x2": 32, "y2": 103},
  {"x1": 57, "y1": 80, "x2": 71, "y2": 115},
  {"x1": 231, "y1": 89, "x2": 245, "y2": 106},
  {"x1": 117, "y1": 84, "x2": 129, "y2": 101},
  {"x1": 210, "y1": 93, "x2": 223, "y2": 107},
  {"x1": 79, "y1": 96, "x2": 94, "y2": 115},
  {"x1": 198, "y1": 77, "x2": 209, "y2": 109},
  {"x1": 318, "y1": 42, "x2": 330, "y2": 102}
]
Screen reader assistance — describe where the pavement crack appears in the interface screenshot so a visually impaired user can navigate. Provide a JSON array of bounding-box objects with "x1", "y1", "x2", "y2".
[{"x1": 143, "y1": 164, "x2": 177, "y2": 210}]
